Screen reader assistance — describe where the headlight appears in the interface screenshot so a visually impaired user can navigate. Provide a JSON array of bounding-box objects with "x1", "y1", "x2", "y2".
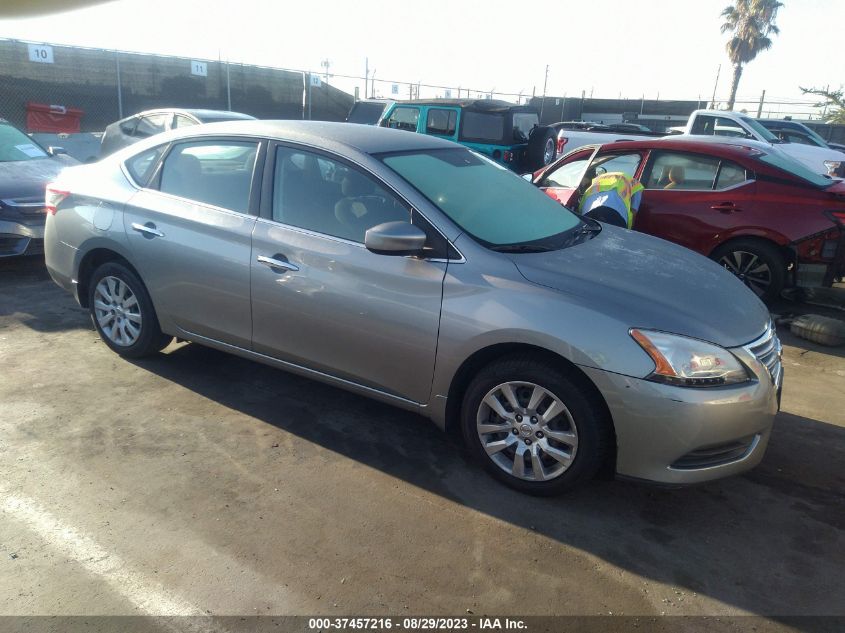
[
  {"x1": 824, "y1": 160, "x2": 842, "y2": 176},
  {"x1": 630, "y1": 329, "x2": 750, "y2": 387}
]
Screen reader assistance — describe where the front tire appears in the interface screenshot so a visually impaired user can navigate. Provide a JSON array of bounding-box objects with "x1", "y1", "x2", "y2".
[
  {"x1": 710, "y1": 239, "x2": 786, "y2": 302},
  {"x1": 88, "y1": 261, "x2": 171, "y2": 358},
  {"x1": 461, "y1": 355, "x2": 612, "y2": 495}
]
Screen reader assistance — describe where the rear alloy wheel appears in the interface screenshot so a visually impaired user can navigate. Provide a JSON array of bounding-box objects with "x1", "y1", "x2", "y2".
[
  {"x1": 88, "y1": 261, "x2": 171, "y2": 358},
  {"x1": 461, "y1": 355, "x2": 611, "y2": 495},
  {"x1": 710, "y1": 239, "x2": 786, "y2": 302}
]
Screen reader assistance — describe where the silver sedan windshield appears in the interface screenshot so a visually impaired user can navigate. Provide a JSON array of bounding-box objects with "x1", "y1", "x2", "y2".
[{"x1": 382, "y1": 148, "x2": 580, "y2": 246}]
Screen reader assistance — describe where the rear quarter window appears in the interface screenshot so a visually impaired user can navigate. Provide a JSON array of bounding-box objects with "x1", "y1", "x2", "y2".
[
  {"x1": 125, "y1": 145, "x2": 165, "y2": 186},
  {"x1": 460, "y1": 112, "x2": 505, "y2": 143}
]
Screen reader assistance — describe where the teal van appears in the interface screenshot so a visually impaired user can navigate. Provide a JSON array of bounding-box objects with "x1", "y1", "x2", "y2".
[{"x1": 378, "y1": 99, "x2": 558, "y2": 172}]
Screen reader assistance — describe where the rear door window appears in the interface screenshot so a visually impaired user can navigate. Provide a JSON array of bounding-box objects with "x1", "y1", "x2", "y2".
[
  {"x1": 173, "y1": 114, "x2": 197, "y2": 129},
  {"x1": 158, "y1": 140, "x2": 259, "y2": 213},
  {"x1": 134, "y1": 113, "x2": 171, "y2": 139},
  {"x1": 715, "y1": 161, "x2": 749, "y2": 189},
  {"x1": 383, "y1": 107, "x2": 420, "y2": 132},
  {"x1": 425, "y1": 109, "x2": 457, "y2": 136}
]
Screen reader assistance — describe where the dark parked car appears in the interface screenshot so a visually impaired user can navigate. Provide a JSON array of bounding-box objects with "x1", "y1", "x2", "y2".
[
  {"x1": 531, "y1": 137, "x2": 845, "y2": 300},
  {"x1": 0, "y1": 118, "x2": 77, "y2": 257},
  {"x1": 100, "y1": 108, "x2": 255, "y2": 157},
  {"x1": 757, "y1": 118, "x2": 845, "y2": 151}
]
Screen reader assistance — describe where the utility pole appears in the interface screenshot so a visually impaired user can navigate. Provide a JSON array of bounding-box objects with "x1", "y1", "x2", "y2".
[
  {"x1": 115, "y1": 51, "x2": 123, "y2": 119},
  {"x1": 757, "y1": 89, "x2": 766, "y2": 118},
  {"x1": 226, "y1": 59, "x2": 231, "y2": 111},
  {"x1": 371, "y1": 70, "x2": 376, "y2": 98},
  {"x1": 710, "y1": 64, "x2": 721, "y2": 109},
  {"x1": 539, "y1": 64, "x2": 549, "y2": 122},
  {"x1": 364, "y1": 57, "x2": 369, "y2": 99},
  {"x1": 307, "y1": 73, "x2": 312, "y2": 120}
]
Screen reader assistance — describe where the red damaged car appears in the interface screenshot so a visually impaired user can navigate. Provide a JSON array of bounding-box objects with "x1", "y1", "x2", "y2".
[{"x1": 530, "y1": 137, "x2": 845, "y2": 300}]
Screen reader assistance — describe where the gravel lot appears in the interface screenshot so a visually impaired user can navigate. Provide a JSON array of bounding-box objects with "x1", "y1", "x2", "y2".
[{"x1": 1, "y1": 256, "x2": 843, "y2": 624}]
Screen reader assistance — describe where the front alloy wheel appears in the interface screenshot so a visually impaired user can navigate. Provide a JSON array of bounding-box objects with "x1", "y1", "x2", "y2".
[
  {"x1": 477, "y1": 381, "x2": 578, "y2": 482},
  {"x1": 717, "y1": 250, "x2": 772, "y2": 298},
  {"x1": 461, "y1": 355, "x2": 611, "y2": 495}
]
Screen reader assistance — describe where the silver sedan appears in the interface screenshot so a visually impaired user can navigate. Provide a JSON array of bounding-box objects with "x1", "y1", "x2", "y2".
[{"x1": 44, "y1": 121, "x2": 782, "y2": 494}]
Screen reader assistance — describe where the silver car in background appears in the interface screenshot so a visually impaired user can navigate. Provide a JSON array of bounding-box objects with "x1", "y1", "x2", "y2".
[{"x1": 44, "y1": 121, "x2": 782, "y2": 494}]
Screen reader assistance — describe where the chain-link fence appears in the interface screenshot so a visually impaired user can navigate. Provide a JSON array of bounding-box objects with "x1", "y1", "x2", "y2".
[
  {"x1": 3, "y1": 37, "x2": 844, "y2": 143},
  {"x1": 0, "y1": 39, "x2": 354, "y2": 133}
]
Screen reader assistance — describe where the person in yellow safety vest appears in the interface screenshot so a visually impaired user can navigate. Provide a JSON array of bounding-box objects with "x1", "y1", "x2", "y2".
[{"x1": 578, "y1": 172, "x2": 644, "y2": 229}]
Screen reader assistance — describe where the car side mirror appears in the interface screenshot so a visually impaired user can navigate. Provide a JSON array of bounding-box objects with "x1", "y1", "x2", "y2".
[
  {"x1": 47, "y1": 146, "x2": 67, "y2": 156},
  {"x1": 365, "y1": 221, "x2": 427, "y2": 256}
]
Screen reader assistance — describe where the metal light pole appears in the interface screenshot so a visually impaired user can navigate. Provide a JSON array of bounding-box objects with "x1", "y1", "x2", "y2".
[
  {"x1": 711, "y1": 64, "x2": 721, "y2": 109},
  {"x1": 539, "y1": 64, "x2": 549, "y2": 122}
]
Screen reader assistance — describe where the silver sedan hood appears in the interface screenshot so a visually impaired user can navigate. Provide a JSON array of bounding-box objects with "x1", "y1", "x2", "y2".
[{"x1": 512, "y1": 225, "x2": 770, "y2": 348}]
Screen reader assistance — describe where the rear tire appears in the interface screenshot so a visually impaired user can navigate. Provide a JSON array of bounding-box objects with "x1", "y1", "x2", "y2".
[
  {"x1": 710, "y1": 239, "x2": 786, "y2": 302},
  {"x1": 460, "y1": 354, "x2": 612, "y2": 495},
  {"x1": 88, "y1": 261, "x2": 171, "y2": 358}
]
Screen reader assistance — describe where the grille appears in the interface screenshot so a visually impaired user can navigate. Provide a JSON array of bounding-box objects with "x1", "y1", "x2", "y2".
[
  {"x1": 747, "y1": 322, "x2": 783, "y2": 387},
  {"x1": 1, "y1": 197, "x2": 47, "y2": 216},
  {"x1": 671, "y1": 435, "x2": 759, "y2": 470}
]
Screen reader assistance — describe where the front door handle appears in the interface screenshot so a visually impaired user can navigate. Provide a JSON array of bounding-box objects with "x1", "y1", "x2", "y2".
[
  {"x1": 257, "y1": 254, "x2": 299, "y2": 272},
  {"x1": 710, "y1": 202, "x2": 741, "y2": 213},
  {"x1": 131, "y1": 222, "x2": 165, "y2": 238}
]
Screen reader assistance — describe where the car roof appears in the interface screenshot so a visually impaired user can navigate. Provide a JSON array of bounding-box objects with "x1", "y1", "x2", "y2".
[
  {"x1": 391, "y1": 98, "x2": 536, "y2": 113},
  {"x1": 124, "y1": 108, "x2": 254, "y2": 121},
  {"x1": 602, "y1": 136, "x2": 774, "y2": 157},
  {"x1": 132, "y1": 119, "x2": 458, "y2": 156}
]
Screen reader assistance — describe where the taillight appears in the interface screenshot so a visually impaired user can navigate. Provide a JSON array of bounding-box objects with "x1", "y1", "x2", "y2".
[
  {"x1": 828, "y1": 210, "x2": 845, "y2": 225},
  {"x1": 45, "y1": 184, "x2": 70, "y2": 215},
  {"x1": 557, "y1": 136, "x2": 568, "y2": 154}
]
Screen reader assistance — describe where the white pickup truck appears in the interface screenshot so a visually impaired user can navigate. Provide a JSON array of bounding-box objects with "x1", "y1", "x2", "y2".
[{"x1": 554, "y1": 109, "x2": 845, "y2": 177}]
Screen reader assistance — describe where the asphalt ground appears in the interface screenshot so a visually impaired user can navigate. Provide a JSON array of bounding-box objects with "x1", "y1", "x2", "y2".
[{"x1": 0, "y1": 256, "x2": 843, "y2": 631}]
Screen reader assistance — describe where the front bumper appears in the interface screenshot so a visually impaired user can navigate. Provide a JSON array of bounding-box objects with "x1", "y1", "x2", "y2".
[
  {"x1": 580, "y1": 332, "x2": 781, "y2": 485},
  {"x1": 0, "y1": 219, "x2": 45, "y2": 257}
]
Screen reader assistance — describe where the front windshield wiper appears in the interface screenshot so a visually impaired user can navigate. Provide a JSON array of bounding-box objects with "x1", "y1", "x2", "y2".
[
  {"x1": 575, "y1": 218, "x2": 603, "y2": 237},
  {"x1": 489, "y1": 244, "x2": 554, "y2": 254}
]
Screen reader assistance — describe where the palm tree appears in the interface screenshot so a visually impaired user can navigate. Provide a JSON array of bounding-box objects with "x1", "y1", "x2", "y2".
[{"x1": 720, "y1": 0, "x2": 783, "y2": 110}]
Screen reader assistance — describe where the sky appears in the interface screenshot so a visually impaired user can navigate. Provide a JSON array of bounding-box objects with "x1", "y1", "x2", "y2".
[{"x1": 0, "y1": 0, "x2": 840, "y2": 117}]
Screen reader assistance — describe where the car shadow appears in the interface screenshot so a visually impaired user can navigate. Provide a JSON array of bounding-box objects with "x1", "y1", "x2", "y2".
[
  {"x1": 0, "y1": 256, "x2": 92, "y2": 333},
  {"x1": 130, "y1": 342, "x2": 845, "y2": 618}
]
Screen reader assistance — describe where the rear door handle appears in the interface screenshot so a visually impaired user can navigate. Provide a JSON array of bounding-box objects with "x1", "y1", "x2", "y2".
[
  {"x1": 131, "y1": 222, "x2": 165, "y2": 238},
  {"x1": 711, "y1": 202, "x2": 741, "y2": 213},
  {"x1": 257, "y1": 254, "x2": 299, "y2": 272}
]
